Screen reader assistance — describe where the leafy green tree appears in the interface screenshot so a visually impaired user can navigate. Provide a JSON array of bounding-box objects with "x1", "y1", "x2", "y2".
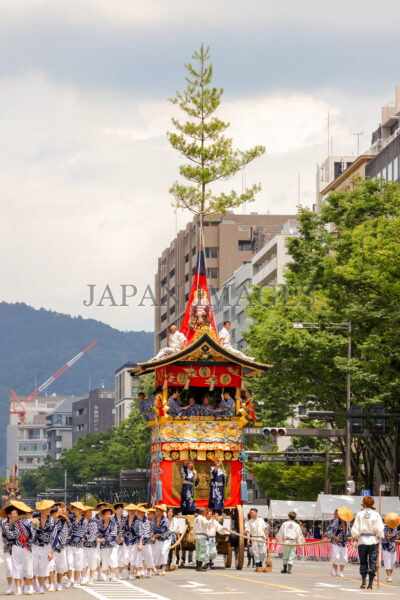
[
  {"x1": 252, "y1": 462, "x2": 345, "y2": 500},
  {"x1": 246, "y1": 178, "x2": 400, "y2": 494},
  {"x1": 167, "y1": 44, "x2": 265, "y2": 221}
]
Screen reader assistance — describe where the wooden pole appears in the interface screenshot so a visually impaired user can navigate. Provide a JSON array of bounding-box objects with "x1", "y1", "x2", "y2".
[{"x1": 377, "y1": 487, "x2": 382, "y2": 589}]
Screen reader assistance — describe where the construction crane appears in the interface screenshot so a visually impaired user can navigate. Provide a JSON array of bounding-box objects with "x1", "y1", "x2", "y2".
[{"x1": 9, "y1": 340, "x2": 99, "y2": 424}]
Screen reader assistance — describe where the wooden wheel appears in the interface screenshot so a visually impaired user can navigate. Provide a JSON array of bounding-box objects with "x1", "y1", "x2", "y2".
[
  {"x1": 233, "y1": 504, "x2": 244, "y2": 570},
  {"x1": 224, "y1": 545, "x2": 233, "y2": 568}
]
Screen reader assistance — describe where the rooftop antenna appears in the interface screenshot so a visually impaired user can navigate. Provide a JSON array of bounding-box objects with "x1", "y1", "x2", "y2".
[
  {"x1": 327, "y1": 112, "x2": 330, "y2": 157},
  {"x1": 351, "y1": 132, "x2": 363, "y2": 156},
  {"x1": 298, "y1": 172, "x2": 301, "y2": 205},
  {"x1": 242, "y1": 167, "x2": 247, "y2": 214}
]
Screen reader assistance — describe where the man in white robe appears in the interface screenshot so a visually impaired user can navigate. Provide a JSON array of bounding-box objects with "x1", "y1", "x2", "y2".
[{"x1": 154, "y1": 326, "x2": 187, "y2": 360}]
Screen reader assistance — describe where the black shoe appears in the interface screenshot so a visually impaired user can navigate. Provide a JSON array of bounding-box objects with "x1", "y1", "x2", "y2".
[
  {"x1": 367, "y1": 576, "x2": 374, "y2": 590},
  {"x1": 281, "y1": 565, "x2": 287, "y2": 574},
  {"x1": 196, "y1": 561, "x2": 203, "y2": 572},
  {"x1": 360, "y1": 576, "x2": 366, "y2": 589}
]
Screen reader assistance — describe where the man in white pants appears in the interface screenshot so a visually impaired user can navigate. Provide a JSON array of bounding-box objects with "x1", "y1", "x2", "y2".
[
  {"x1": 32, "y1": 500, "x2": 57, "y2": 594},
  {"x1": 1, "y1": 501, "x2": 35, "y2": 596},
  {"x1": 112, "y1": 503, "x2": 128, "y2": 579},
  {"x1": 51, "y1": 505, "x2": 69, "y2": 591},
  {"x1": 245, "y1": 508, "x2": 269, "y2": 570},
  {"x1": 382, "y1": 514, "x2": 399, "y2": 582},
  {"x1": 154, "y1": 326, "x2": 187, "y2": 359},
  {"x1": 82, "y1": 506, "x2": 99, "y2": 585},
  {"x1": 123, "y1": 504, "x2": 138, "y2": 579},
  {"x1": 1, "y1": 513, "x2": 15, "y2": 594},
  {"x1": 326, "y1": 507, "x2": 352, "y2": 578},
  {"x1": 151, "y1": 504, "x2": 171, "y2": 575},
  {"x1": 133, "y1": 507, "x2": 154, "y2": 578},
  {"x1": 98, "y1": 507, "x2": 118, "y2": 581}
]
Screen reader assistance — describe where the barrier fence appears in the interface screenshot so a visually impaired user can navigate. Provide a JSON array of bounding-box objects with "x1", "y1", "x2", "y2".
[{"x1": 267, "y1": 538, "x2": 400, "y2": 561}]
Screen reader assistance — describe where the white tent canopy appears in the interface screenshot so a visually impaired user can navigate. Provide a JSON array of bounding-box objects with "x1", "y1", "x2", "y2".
[
  {"x1": 268, "y1": 500, "x2": 316, "y2": 521},
  {"x1": 314, "y1": 494, "x2": 400, "y2": 521}
]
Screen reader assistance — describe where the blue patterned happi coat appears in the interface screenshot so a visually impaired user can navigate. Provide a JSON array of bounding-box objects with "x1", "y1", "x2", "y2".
[
  {"x1": 208, "y1": 466, "x2": 227, "y2": 510},
  {"x1": 180, "y1": 465, "x2": 200, "y2": 514}
]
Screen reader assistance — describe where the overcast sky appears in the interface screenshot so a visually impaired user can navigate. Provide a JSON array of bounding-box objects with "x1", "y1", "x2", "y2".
[{"x1": 1, "y1": 0, "x2": 399, "y2": 332}]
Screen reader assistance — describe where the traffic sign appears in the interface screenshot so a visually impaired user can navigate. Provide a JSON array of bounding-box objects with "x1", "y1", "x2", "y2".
[{"x1": 361, "y1": 489, "x2": 370, "y2": 497}]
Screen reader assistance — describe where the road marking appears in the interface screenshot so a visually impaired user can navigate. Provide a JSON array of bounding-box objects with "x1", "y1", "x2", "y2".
[
  {"x1": 218, "y1": 573, "x2": 307, "y2": 592},
  {"x1": 177, "y1": 580, "x2": 243, "y2": 594},
  {"x1": 298, "y1": 571, "x2": 398, "y2": 590},
  {"x1": 81, "y1": 580, "x2": 171, "y2": 600}
]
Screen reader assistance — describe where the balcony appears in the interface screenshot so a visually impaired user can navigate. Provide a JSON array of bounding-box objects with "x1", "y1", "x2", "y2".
[{"x1": 252, "y1": 257, "x2": 277, "y2": 286}]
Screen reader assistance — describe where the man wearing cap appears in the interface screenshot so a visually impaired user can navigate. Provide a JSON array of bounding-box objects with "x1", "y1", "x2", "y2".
[
  {"x1": 205, "y1": 509, "x2": 228, "y2": 570},
  {"x1": 276, "y1": 511, "x2": 305, "y2": 574},
  {"x1": 151, "y1": 504, "x2": 171, "y2": 576},
  {"x1": 381, "y1": 513, "x2": 399, "y2": 582},
  {"x1": 112, "y1": 503, "x2": 128, "y2": 579},
  {"x1": 133, "y1": 506, "x2": 154, "y2": 578},
  {"x1": 1, "y1": 506, "x2": 17, "y2": 594},
  {"x1": 123, "y1": 504, "x2": 138, "y2": 579},
  {"x1": 65, "y1": 502, "x2": 88, "y2": 588},
  {"x1": 32, "y1": 500, "x2": 57, "y2": 594},
  {"x1": 98, "y1": 507, "x2": 118, "y2": 581},
  {"x1": 1, "y1": 501, "x2": 35, "y2": 596},
  {"x1": 351, "y1": 495, "x2": 384, "y2": 590},
  {"x1": 80, "y1": 506, "x2": 99, "y2": 586},
  {"x1": 50, "y1": 505, "x2": 69, "y2": 591},
  {"x1": 326, "y1": 507, "x2": 352, "y2": 578},
  {"x1": 245, "y1": 508, "x2": 270, "y2": 571}
]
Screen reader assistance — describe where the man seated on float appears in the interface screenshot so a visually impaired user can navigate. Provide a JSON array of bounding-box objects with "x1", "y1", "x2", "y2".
[
  {"x1": 215, "y1": 390, "x2": 235, "y2": 417},
  {"x1": 181, "y1": 394, "x2": 200, "y2": 417},
  {"x1": 199, "y1": 394, "x2": 217, "y2": 417},
  {"x1": 168, "y1": 389, "x2": 182, "y2": 417},
  {"x1": 218, "y1": 321, "x2": 255, "y2": 361},
  {"x1": 154, "y1": 325, "x2": 187, "y2": 360}
]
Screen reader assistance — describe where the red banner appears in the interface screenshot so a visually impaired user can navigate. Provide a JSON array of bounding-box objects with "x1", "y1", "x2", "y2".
[
  {"x1": 179, "y1": 249, "x2": 217, "y2": 345},
  {"x1": 156, "y1": 364, "x2": 241, "y2": 389},
  {"x1": 159, "y1": 460, "x2": 242, "y2": 508}
]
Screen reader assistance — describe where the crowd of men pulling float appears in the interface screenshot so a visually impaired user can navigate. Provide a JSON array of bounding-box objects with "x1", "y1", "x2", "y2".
[{"x1": 1, "y1": 490, "x2": 399, "y2": 595}]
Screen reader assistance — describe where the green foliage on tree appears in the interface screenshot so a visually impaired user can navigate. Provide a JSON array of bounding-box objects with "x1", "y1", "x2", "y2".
[
  {"x1": 251, "y1": 462, "x2": 345, "y2": 500},
  {"x1": 167, "y1": 44, "x2": 265, "y2": 220},
  {"x1": 20, "y1": 407, "x2": 150, "y2": 497},
  {"x1": 246, "y1": 178, "x2": 400, "y2": 495}
]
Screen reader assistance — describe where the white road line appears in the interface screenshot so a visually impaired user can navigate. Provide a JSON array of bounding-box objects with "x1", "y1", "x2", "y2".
[{"x1": 81, "y1": 580, "x2": 171, "y2": 600}]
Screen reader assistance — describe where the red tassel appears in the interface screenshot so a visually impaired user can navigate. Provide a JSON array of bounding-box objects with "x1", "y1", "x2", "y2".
[{"x1": 158, "y1": 400, "x2": 165, "y2": 417}]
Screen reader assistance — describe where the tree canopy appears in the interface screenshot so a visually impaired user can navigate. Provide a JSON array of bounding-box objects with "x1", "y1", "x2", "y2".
[
  {"x1": 168, "y1": 44, "x2": 265, "y2": 220},
  {"x1": 246, "y1": 178, "x2": 400, "y2": 495}
]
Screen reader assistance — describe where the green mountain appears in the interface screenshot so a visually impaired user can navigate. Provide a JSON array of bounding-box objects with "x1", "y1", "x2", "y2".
[{"x1": 0, "y1": 302, "x2": 153, "y2": 474}]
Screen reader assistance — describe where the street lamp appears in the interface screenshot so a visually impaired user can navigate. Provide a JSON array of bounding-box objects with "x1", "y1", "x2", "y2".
[{"x1": 293, "y1": 321, "x2": 352, "y2": 490}]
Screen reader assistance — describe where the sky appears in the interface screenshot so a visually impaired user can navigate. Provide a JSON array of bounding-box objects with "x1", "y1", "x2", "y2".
[{"x1": 1, "y1": 0, "x2": 399, "y2": 332}]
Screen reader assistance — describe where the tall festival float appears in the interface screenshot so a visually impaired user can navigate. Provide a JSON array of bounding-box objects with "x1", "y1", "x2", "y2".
[{"x1": 131, "y1": 247, "x2": 271, "y2": 568}]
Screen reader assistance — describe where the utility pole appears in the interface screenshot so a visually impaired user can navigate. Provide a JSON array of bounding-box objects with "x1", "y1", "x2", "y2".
[
  {"x1": 345, "y1": 322, "x2": 352, "y2": 485},
  {"x1": 325, "y1": 441, "x2": 330, "y2": 494},
  {"x1": 64, "y1": 469, "x2": 67, "y2": 505}
]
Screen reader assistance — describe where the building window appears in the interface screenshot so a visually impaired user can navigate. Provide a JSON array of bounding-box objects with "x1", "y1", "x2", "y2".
[
  {"x1": 56, "y1": 441, "x2": 62, "y2": 449},
  {"x1": 169, "y1": 268, "x2": 175, "y2": 278},
  {"x1": 185, "y1": 292, "x2": 189, "y2": 302},
  {"x1": 394, "y1": 157, "x2": 399, "y2": 181},
  {"x1": 159, "y1": 330, "x2": 167, "y2": 341},
  {"x1": 161, "y1": 313, "x2": 167, "y2": 323},
  {"x1": 382, "y1": 166, "x2": 387, "y2": 180},
  {"x1": 192, "y1": 266, "x2": 196, "y2": 275},
  {"x1": 170, "y1": 305, "x2": 175, "y2": 315},
  {"x1": 192, "y1": 247, "x2": 196, "y2": 256},
  {"x1": 206, "y1": 267, "x2": 219, "y2": 279},
  {"x1": 184, "y1": 273, "x2": 189, "y2": 282},
  {"x1": 28, "y1": 429, "x2": 41, "y2": 440},
  {"x1": 388, "y1": 161, "x2": 393, "y2": 181},
  {"x1": 204, "y1": 220, "x2": 219, "y2": 227},
  {"x1": 185, "y1": 254, "x2": 189, "y2": 263},
  {"x1": 205, "y1": 247, "x2": 219, "y2": 259},
  {"x1": 238, "y1": 240, "x2": 252, "y2": 252}
]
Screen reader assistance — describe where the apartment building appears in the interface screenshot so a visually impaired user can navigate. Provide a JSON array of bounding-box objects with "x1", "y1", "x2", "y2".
[
  {"x1": 115, "y1": 363, "x2": 139, "y2": 427},
  {"x1": 154, "y1": 212, "x2": 297, "y2": 353},
  {"x1": 46, "y1": 397, "x2": 78, "y2": 460},
  {"x1": 72, "y1": 387, "x2": 115, "y2": 444},
  {"x1": 6, "y1": 395, "x2": 70, "y2": 474}
]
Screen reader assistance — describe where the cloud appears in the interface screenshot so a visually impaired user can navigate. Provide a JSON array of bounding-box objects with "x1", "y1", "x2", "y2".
[{"x1": 1, "y1": 70, "x2": 384, "y2": 333}]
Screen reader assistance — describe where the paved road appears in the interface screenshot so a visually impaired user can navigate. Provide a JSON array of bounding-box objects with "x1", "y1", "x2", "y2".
[{"x1": 1, "y1": 559, "x2": 399, "y2": 599}]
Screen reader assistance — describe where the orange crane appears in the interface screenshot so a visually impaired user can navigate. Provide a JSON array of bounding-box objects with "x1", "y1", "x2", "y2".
[{"x1": 9, "y1": 340, "x2": 99, "y2": 424}]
